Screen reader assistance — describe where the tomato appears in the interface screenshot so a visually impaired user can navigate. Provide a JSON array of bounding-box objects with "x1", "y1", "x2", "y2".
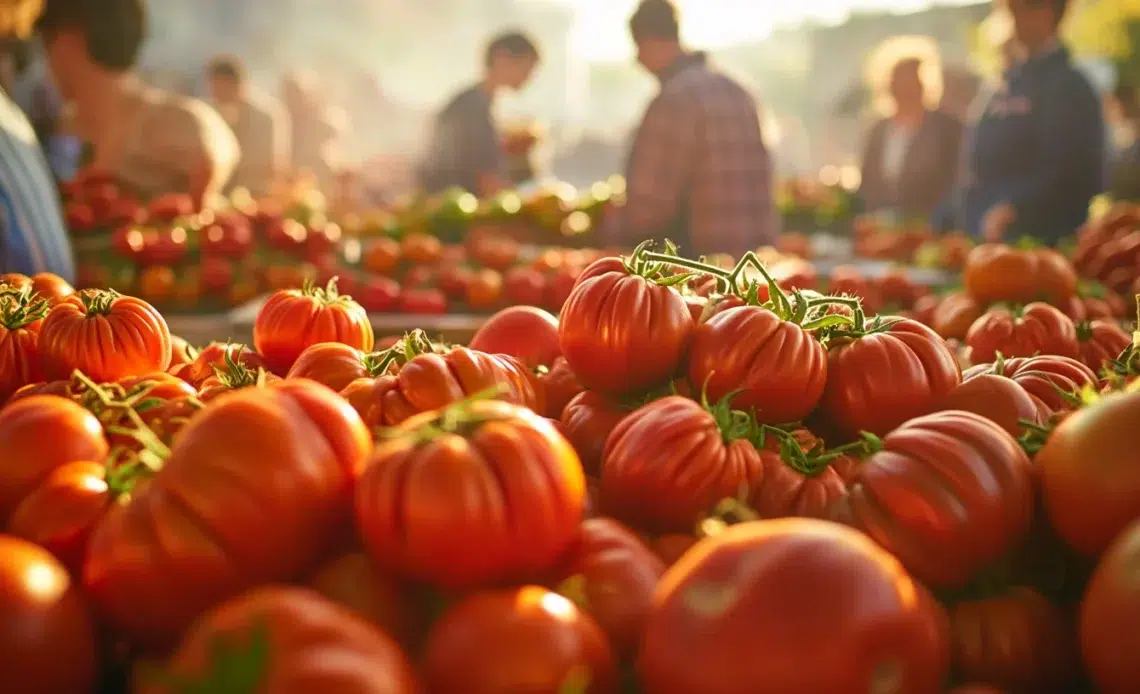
[
  {"x1": 504, "y1": 266, "x2": 547, "y2": 306},
  {"x1": 834, "y1": 410, "x2": 1034, "y2": 588},
  {"x1": 963, "y1": 356, "x2": 1097, "y2": 417},
  {"x1": 181, "y1": 342, "x2": 265, "y2": 388},
  {"x1": 1080, "y1": 518, "x2": 1140, "y2": 694},
  {"x1": 539, "y1": 357, "x2": 584, "y2": 419},
  {"x1": 199, "y1": 212, "x2": 253, "y2": 258},
  {"x1": 0, "y1": 290, "x2": 48, "y2": 404},
  {"x1": 1038, "y1": 390, "x2": 1140, "y2": 556},
  {"x1": 136, "y1": 586, "x2": 418, "y2": 694},
  {"x1": 965, "y1": 303, "x2": 1079, "y2": 364},
  {"x1": 148, "y1": 192, "x2": 195, "y2": 221},
  {"x1": 27, "y1": 272, "x2": 75, "y2": 304},
  {"x1": 83, "y1": 380, "x2": 372, "y2": 646},
  {"x1": 136, "y1": 264, "x2": 176, "y2": 306},
  {"x1": 0, "y1": 536, "x2": 98, "y2": 694},
  {"x1": 949, "y1": 687, "x2": 1008, "y2": 694},
  {"x1": 964, "y1": 244, "x2": 1077, "y2": 305},
  {"x1": 307, "y1": 552, "x2": 420, "y2": 647},
  {"x1": 286, "y1": 342, "x2": 390, "y2": 392},
  {"x1": 357, "y1": 276, "x2": 402, "y2": 313},
  {"x1": 650, "y1": 533, "x2": 699, "y2": 567},
  {"x1": 932, "y1": 292, "x2": 985, "y2": 340},
  {"x1": 545, "y1": 265, "x2": 580, "y2": 311},
  {"x1": 253, "y1": 278, "x2": 374, "y2": 375},
  {"x1": 749, "y1": 428, "x2": 851, "y2": 519},
  {"x1": 469, "y1": 306, "x2": 561, "y2": 369},
  {"x1": 399, "y1": 287, "x2": 447, "y2": 314},
  {"x1": 169, "y1": 335, "x2": 194, "y2": 367},
  {"x1": 422, "y1": 586, "x2": 618, "y2": 694},
  {"x1": 465, "y1": 268, "x2": 504, "y2": 310},
  {"x1": 362, "y1": 236, "x2": 402, "y2": 274},
  {"x1": 560, "y1": 390, "x2": 631, "y2": 476},
  {"x1": 932, "y1": 373, "x2": 1042, "y2": 438},
  {"x1": 638, "y1": 519, "x2": 950, "y2": 694},
  {"x1": 197, "y1": 363, "x2": 281, "y2": 402},
  {"x1": 1076, "y1": 319, "x2": 1131, "y2": 375},
  {"x1": 949, "y1": 586, "x2": 1076, "y2": 694},
  {"x1": 820, "y1": 315, "x2": 961, "y2": 439},
  {"x1": 7, "y1": 461, "x2": 111, "y2": 575},
  {"x1": 401, "y1": 231, "x2": 442, "y2": 264}
]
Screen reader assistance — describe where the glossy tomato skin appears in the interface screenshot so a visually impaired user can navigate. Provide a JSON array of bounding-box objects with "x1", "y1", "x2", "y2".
[
  {"x1": 638, "y1": 519, "x2": 950, "y2": 694},
  {"x1": 688, "y1": 306, "x2": 827, "y2": 424},
  {"x1": 1039, "y1": 390, "x2": 1140, "y2": 556},
  {"x1": 963, "y1": 356, "x2": 1097, "y2": 417},
  {"x1": 1076, "y1": 319, "x2": 1131, "y2": 375},
  {"x1": 749, "y1": 448, "x2": 848, "y2": 520},
  {"x1": 602, "y1": 396, "x2": 762, "y2": 533},
  {"x1": 137, "y1": 586, "x2": 419, "y2": 694},
  {"x1": 932, "y1": 373, "x2": 1042, "y2": 437},
  {"x1": 356, "y1": 401, "x2": 585, "y2": 590},
  {"x1": 560, "y1": 390, "x2": 630, "y2": 477},
  {"x1": 182, "y1": 342, "x2": 265, "y2": 388},
  {"x1": 307, "y1": 552, "x2": 420, "y2": 648},
  {"x1": 38, "y1": 291, "x2": 171, "y2": 382},
  {"x1": 963, "y1": 244, "x2": 1077, "y2": 305},
  {"x1": 1080, "y1": 519, "x2": 1140, "y2": 694},
  {"x1": 559, "y1": 267, "x2": 693, "y2": 396},
  {"x1": 0, "y1": 319, "x2": 42, "y2": 405},
  {"x1": 932, "y1": 292, "x2": 985, "y2": 341},
  {"x1": 0, "y1": 536, "x2": 98, "y2": 694},
  {"x1": 7, "y1": 461, "x2": 110, "y2": 575},
  {"x1": 965, "y1": 303, "x2": 1079, "y2": 364},
  {"x1": 820, "y1": 318, "x2": 961, "y2": 438},
  {"x1": 539, "y1": 357, "x2": 584, "y2": 420},
  {"x1": 286, "y1": 342, "x2": 374, "y2": 392},
  {"x1": 253, "y1": 284, "x2": 375, "y2": 374},
  {"x1": 83, "y1": 380, "x2": 373, "y2": 647},
  {"x1": 469, "y1": 306, "x2": 561, "y2": 369},
  {"x1": 0, "y1": 395, "x2": 107, "y2": 522},
  {"x1": 834, "y1": 410, "x2": 1034, "y2": 588},
  {"x1": 422, "y1": 586, "x2": 618, "y2": 694}
]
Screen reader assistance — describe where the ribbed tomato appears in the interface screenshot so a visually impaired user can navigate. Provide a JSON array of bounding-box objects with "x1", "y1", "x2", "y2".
[
  {"x1": 180, "y1": 342, "x2": 266, "y2": 388},
  {"x1": 0, "y1": 289, "x2": 48, "y2": 404},
  {"x1": 932, "y1": 373, "x2": 1042, "y2": 438},
  {"x1": 1075, "y1": 319, "x2": 1131, "y2": 375},
  {"x1": 963, "y1": 355, "x2": 1097, "y2": 417},
  {"x1": 253, "y1": 278, "x2": 374, "y2": 374},
  {"x1": 560, "y1": 390, "x2": 632, "y2": 477},
  {"x1": 931, "y1": 292, "x2": 984, "y2": 341},
  {"x1": 7, "y1": 461, "x2": 112, "y2": 574},
  {"x1": 286, "y1": 342, "x2": 391, "y2": 392},
  {"x1": 965, "y1": 302, "x2": 1079, "y2": 364},
  {"x1": 749, "y1": 428, "x2": 856, "y2": 519},
  {"x1": 1081, "y1": 518, "x2": 1140, "y2": 694},
  {"x1": 539, "y1": 357, "x2": 584, "y2": 420}
]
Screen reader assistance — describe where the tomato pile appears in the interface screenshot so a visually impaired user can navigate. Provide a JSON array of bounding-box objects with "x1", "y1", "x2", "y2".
[{"x1": 2, "y1": 238, "x2": 1140, "y2": 694}]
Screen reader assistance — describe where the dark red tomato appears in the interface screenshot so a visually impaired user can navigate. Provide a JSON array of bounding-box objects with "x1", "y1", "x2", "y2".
[
  {"x1": 965, "y1": 303, "x2": 1079, "y2": 364},
  {"x1": 253, "y1": 279, "x2": 374, "y2": 375},
  {"x1": 540, "y1": 357, "x2": 584, "y2": 420},
  {"x1": 602, "y1": 396, "x2": 762, "y2": 533},
  {"x1": 932, "y1": 373, "x2": 1042, "y2": 438},
  {"x1": 650, "y1": 533, "x2": 699, "y2": 567},
  {"x1": 833, "y1": 410, "x2": 1034, "y2": 588},
  {"x1": 356, "y1": 276, "x2": 402, "y2": 313},
  {"x1": 963, "y1": 356, "x2": 1097, "y2": 417},
  {"x1": 422, "y1": 586, "x2": 618, "y2": 694},
  {"x1": 545, "y1": 266, "x2": 580, "y2": 311},
  {"x1": 1080, "y1": 518, "x2": 1140, "y2": 694},
  {"x1": 948, "y1": 687, "x2": 1008, "y2": 694},
  {"x1": 820, "y1": 316, "x2": 961, "y2": 439},
  {"x1": 909, "y1": 294, "x2": 939, "y2": 326},
  {"x1": 399, "y1": 287, "x2": 447, "y2": 314},
  {"x1": 0, "y1": 536, "x2": 98, "y2": 694},
  {"x1": 551, "y1": 518, "x2": 666, "y2": 657},
  {"x1": 750, "y1": 432, "x2": 849, "y2": 519},
  {"x1": 638, "y1": 519, "x2": 950, "y2": 694},
  {"x1": 559, "y1": 262, "x2": 693, "y2": 396},
  {"x1": 1038, "y1": 390, "x2": 1140, "y2": 556},
  {"x1": 504, "y1": 266, "x2": 547, "y2": 306},
  {"x1": 7, "y1": 461, "x2": 110, "y2": 575},
  {"x1": 560, "y1": 390, "x2": 631, "y2": 477},
  {"x1": 1076, "y1": 319, "x2": 1131, "y2": 375},
  {"x1": 307, "y1": 552, "x2": 420, "y2": 648},
  {"x1": 688, "y1": 305, "x2": 828, "y2": 424},
  {"x1": 469, "y1": 306, "x2": 561, "y2": 369},
  {"x1": 437, "y1": 264, "x2": 473, "y2": 300}
]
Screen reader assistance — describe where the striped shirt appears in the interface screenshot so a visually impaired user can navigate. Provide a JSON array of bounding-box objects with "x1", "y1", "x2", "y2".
[{"x1": 0, "y1": 88, "x2": 74, "y2": 282}]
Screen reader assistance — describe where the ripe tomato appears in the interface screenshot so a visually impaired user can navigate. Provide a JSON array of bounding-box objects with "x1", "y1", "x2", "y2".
[
  {"x1": 539, "y1": 357, "x2": 584, "y2": 419},
  {"x1": 39, "y1": 290, "x2": 171, "y2": 382},
  {"x1": 932, "y1": 292, "x2": 985, "y2": 340},
  {"x1": 0, "y1": 536, "x2": 98, "y2": 694},
  {"x1": 136, "y1": 265, "x2": 176, "y2": 306},
  {"x1": 638, "y1": 519, "x2": 950, "y2": 694},
  {"x1": 0, "y1": 290, "x2": 48, "y2": 403},
  {"x1": 357, "y1": 401, "x2": 584, "y2": 590},
  {"x1": 7, "y1": 461, "x2": 111, "y2": 574},
  {"x1": 401, "y1": 231, "x2": 442, "y2": 264},
  {"x1": 83, "y1": 380, "x2": 373, "y2": 646},
  {"x1": 253, "y1": 278, "x2": 374, "y2": 375},
  {"x1": 180, "y1": 342, "x2": 265, "y2": 388},
  {"x1": 949, "y1": 586, "x2": 1076, "y2": 694},
  {"x1": 421, "y1": 586, "x2": 618, "y2": 694},
  {"x1": 963, "y1": 244, "x2": 1077, "y2": 305},
  {"x1": 362, "y1": 236, "x2": 402, "y2": 274},
  {"x1": 465, "y1": 267, "x2": 504, "y2": 310},
  {"x1": 399, "y1": 287, "x2": 447, "y2": 314},
  {"x1": 286, "y1": 342, "x2": 390, "y2": 392},
  {"x1": 469, "y1": 306, "x2": 561, "y2": 369},
  {"x1": 545, "y1": 265, "x2": 580, "y2": 311},
  {"x1": 169, "y1": 335, "x2": 194, "y2": 367},
  {"x1": 1076, "y1": 319, "x2": 1131, "y2": 375},
  {"x1": 602, "y1": 396, "x2": 762, "y2": 533},
  {"x1": 835, "y1": 410, "x2": 1034, "y2": 588},
  {"x1": 357, "y1": 276, "x2": 402, "y2": 313},
  {"x1": 965, "y1": 303, "x2": 1079, "y2": 364},
  {"x1": 1038, "y1": 390, "x2": 1140, "y2": 556},
  {"x1": 749, "y1": 428, "x2": 851, "y2": 519},
  {"x1": 963, "y1": 355, "x2": 1097, "y2": 417},
  {"x1": 932, "y1": 373, "x2": 1042, "y2": 438},
  {"x1": 504, "y1": 266, "x2": 547, "y2": 306},
  {"x1": 820, "y1": 315, "x2": 961, "y2": 439},
  {"x1": 559, "y1": 257, "x2": 693, "y2": 396},
  {"x1": 307, "y1": 552, "x2": 420, "y2": 647},
  {"x1": 436, "y1": 264, "x2": 473, "y2": 300},
  {"x1": 26, "y1": 272, "x2": 75, "y2": 304},
  {"x1": 1080, "y1": 518, "x2": 1140, "y2": 694},
  {"x1": 136, "y1": 586, "x2": 418, "y2": 694},
  {"x1": 560, "y1": 390, "x2": 632, "y2": 477}
]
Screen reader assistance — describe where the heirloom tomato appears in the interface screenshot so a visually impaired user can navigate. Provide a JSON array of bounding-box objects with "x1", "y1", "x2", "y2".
[
  {"x1": 307, "y1": 552, "x2": 420, "y2": 647},
  {"x1": 0, "y1": 289, "x2": 48, "y2": 403},
  {"x1": 932, "y1": 373, "x2": 1042, "y2": 438},
  {"x1": 748, "y1": 427, "x2": 858, "y2": 519},
  {"x1": 286, "y1": 342, "x2": 394, "y2": 392},
  {"x1": 963, "y1": 244, "x2": 1077, "y2": 305},
  {"x1": 932, "y1": 292, "x2": 985, "y2": 340},
  {"x1": 963, "y1": 355, "x2": 1096, "y2": 417},
  {"x1": 503, "y1": 266, "x2": 547, "y2": 306},
  {"x1": 965, "y1": 302, "x2": 1079, "y2": 364},
  {"x1": 3, "y1": 272, "x2": 75, "y2": 304},
  {"x1": 834, "y1": 410, "x2": 1034, "y2": 588},
  {"x1": 538, "y1": 357, "x2": 584, "y2": 420},
  {"x1": 1075, "y1": 319, "x2": 1131, "y2": 375},
  {"x1": 560, "y1": 390, "x2": 631, "y2": 477},
  {"x1": 356, "y1": 400, "x2": 585, "y2": 590},
  {"x1": 638, "y1": 519, "x2": 950, "y2": 694},
  {"x1": 180, "y1": 341, "x2": 265, "y2": 388},
  {"x1": 253, "y1": 278, "x2": 374, "y2": 374},
  {"x1": 83, "y1": 380, "x2": 372, "y2": 647},
  {"x1": 399, "y1": 287, "x2": 447, "y2": 314},
  {"x1": 0, "y1": 536, "x2": 98, "y2": 694},
  {"x1": 38, "y1": 290, "x2": 171, "y2": 382},
  {"x1": 1080, "y1": 518, "x2": 1140, "y2": 694},
  {"x1": 465, "y1": 268, "x2": 504, "y2": 309},
  {"x1": 362, "y1": 236, "x2": 401, "y2": 274},
  {"x1": 136, "y1": 586, "x2": 418, "y2": 694},
  {"x1": 168, "y1": 335, "x2": 194, "y2": 367},
  {"x1": 820, "y1": 313, "x2": 960, "y2": 438},
  {"x1": 469, "y1": 305, "x2": 561, "y2": 368},
  {"x1": 422, "y1": 586, "x2": 618, "y2": 694}
]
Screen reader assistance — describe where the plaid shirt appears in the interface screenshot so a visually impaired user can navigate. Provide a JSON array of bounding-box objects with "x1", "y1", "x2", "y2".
[{"x1": 615, "y1": 53, "x2": 778, "y2": 257}]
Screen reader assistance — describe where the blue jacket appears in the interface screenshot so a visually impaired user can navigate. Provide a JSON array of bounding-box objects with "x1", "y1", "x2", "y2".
[{"x1": 959, "y1": 46, "x2": 1105, "y2": 245}]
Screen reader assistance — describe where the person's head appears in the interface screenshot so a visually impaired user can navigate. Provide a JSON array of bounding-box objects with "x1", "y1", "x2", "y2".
[
  {"x1": 1000, "y1": 0, "x2": 1069, "y2": 51},
  {"x1": 207, "y1": 54, "x2": 245, "y2": 105},
  {"x1": 0, "y1": 0, "x2": 42, "y2": 40},
  {"x1": 889, "y1": 58, "x2": 925, "y2": 110},
  {"x1": 629, "y1": 0, "x2": 682, "y2": 75},
  {"x1": 37, "y1": 0, "x2": 145, "y2": 100},
  {"x1": 484, "y1": 31, "x2": 539, "y2": 91}
]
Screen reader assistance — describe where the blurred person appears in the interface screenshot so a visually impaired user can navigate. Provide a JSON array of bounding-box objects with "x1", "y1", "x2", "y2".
[
  {"x1": 958, "y1": 0, "x2": 1104, "y2": 245},
  {"x1": 858, "y1": 56, "x2": 963, "y2": 222},
  {"x1": 207, "y1": 55, "x2": 290, "y2": 197},
  {"x1": 37, "y1": 0, "x2": 239, "y2": 209},
  {"x1": 0, "y1": 0, "x2": 73, "y2": 279},
  {"x1": 282, "y1": 70, "x2": 348, "y2": 192},
  {"x1": 1107, "y1": 84, "x2": 1140, "y2": 201},
  {"x1": 611, "y1": 0, "x2": 777, "y2": 256},
  {"x1": 939, "y1": 66, "x2": 982, "y2": 122},
  {"x1": 418, "y1": 30, "x2": 540, "y2": 196}
]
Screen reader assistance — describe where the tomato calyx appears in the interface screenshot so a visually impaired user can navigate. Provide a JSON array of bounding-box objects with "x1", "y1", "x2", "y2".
[
  {"x1": 141, "y1": 619, "x2": 271, "y2": 694},
  {"x1": 622, "y1": 240, "x2": 696, "y2": 286},
  {"x1": 78, "y1": 288, "x2": 121, "y2": 316},
  {"x1": 758, "y1": 426, "x2": 873, "y2": 477},
  {"x1": 362, "y1": 329, "x2": 433, "y2": 376},
  {"x1": 103, "y1": 448, "x2": 158, "y2": 500},
  {"x1": 299, "y1": 276, "x2": 356, "y2": 306},
  {"x1": 0, "y1": 285, "x2": 50, "y2": 330},
  {"x1": 823, "y1": 305, "x2": 900, "y2": 341},
  {"x1": 700, "y1": 388, "x2": 763, "y2": 444},
  {"x1": 71, "y1": 370, "x2": 177, "y2": 470},
  {"x1": 209, "y1": 347, "x2": 273, "y2": 390}
]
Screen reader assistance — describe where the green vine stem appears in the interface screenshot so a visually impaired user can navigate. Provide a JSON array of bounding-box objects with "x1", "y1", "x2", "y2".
[
  {"x1": 300, "y1": 276, "x2": 356, "y2": 306},
  {"x1": 0, "y1": 287, "x2": 50, "y2": 330},
  {"x1": 71, "y1": 370, "x2": 174, "y2": 468},
  {"x1": 375, "y1": 385, "x2": 511, "y2": 444},
  {"x1": 209, "y1": 348, "x2": 271, "y2": 389},
  {"x1": 142, "y1": 620, "x2": 271, "y2": 694},
  {"x1": 757, "y1": 425, "x2": 876, "y2": 477},
  {"x1": 361, "y1": 329, "x2": 434, "y2": 376},
  {"x1": 619, "y1": 240, "x2": 695, "y2": 286},
  {"x1": 1018, "y1": 419, "x2": 1054, "y2": 457}
]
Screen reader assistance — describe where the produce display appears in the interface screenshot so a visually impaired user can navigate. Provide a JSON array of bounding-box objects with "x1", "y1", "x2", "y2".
[{"x1": 1, "y1": 233, "x2": 1139, "y2": 694}]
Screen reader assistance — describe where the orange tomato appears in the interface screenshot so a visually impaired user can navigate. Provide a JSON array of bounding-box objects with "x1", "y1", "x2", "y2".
[
  {"x1": 253, "y1": 279, "x2": 374, "y2": 375},
  {"x1": 0, "y1": 290, "x2": 49, "y2": 404},
  {"x1": 362, "y1": 236, "x2": 402, "y2": 274},
  {"x1": 465, "y1": 268, "x2": 504, "y2": 310},
  {"x1": 401, "y1": 232, "x2": 442, "y2": 265},
  {"x1": 136, "y1": 266, "x2": 176, "y2": 306},
  {"x1": 8, "y1": 461, "x2": 112, "y2": 575}
]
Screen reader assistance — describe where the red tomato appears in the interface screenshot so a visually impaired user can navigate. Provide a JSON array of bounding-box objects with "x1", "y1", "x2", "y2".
[
  {"x1": 286, "y1": 342, "x2": 387, "y2": 392},
  {"x1": 545, "y1": 266, "x2": 580, "y2": 310},
  {"x1": 253, "y1": 278, "x2": 374, "y2": 375},
  {"x1": 932, "y1": 292, "x2": 985, "y2": 341},
  {"x1": 949, "y1": 687, "x2": 1009, "y2": 694},
  {"x1": 749, "y1": 429, "x2": 850, "y2": 519},
  {"x1": 83, "y1": 380, "x2": 373, "y2": 647},
  {"x1": 436, "y1": 264, "x2": 473, "y2": 300},
  {"x1": 1081, "y1": 518, "x2": 1140, "y2": 694},
  {"x1": 169, "y1": 335, "x2": 194, "y2": 367},
  {"x1": 357, "y1": 276, "x2": 402, "y2": 313},
  {"x1": 638, "y1": 519, "x2": 950, "y2": 694},
  {"x1": 39, "y1": 290, "x2": 171, "y2": 382},
  {"x1": 7, "y1": 461, "x2": 110, "y2": 574},
  {"x1": 1076, "y1": 319, "x2": 1131, "y2": 375},
  {"x1": 965, "y1": 302, "x2": 1079, "y2": 364},
  {"x1": 539, "y1": 357, "x2": 584, "y2": 420},
  {"x1": 820, "y1": 316, "x2": 961, "y2": 439},
  {"x1": 504, "y1": 266, "x2": 547, "y2": 306},
  {"x1": 0, "y1": 290, "x2": 48, "y2": 403},
  {"x1": 963, "y1": 356, "x2": 1097, "y2": 417},
  {"x1": 180, "y1": 342, "x2": 265, "y2": 388},
  {"x1": 361, "y1": 236, "x2": 401, "y2": 274},
  {"x1": 465, "y1": 268, "x2": 504, "y2": 310},
  {"x1": 0, "y1": 536, "x2": 98, "y2": 694},
  {"x1": 422, "y1": 586, "x2": 618, "y2": 694},
  {"x1": 559, "y1": 260, "x2": 693, "y2": 396},
  {"x1": 136, "y1": 586, "x2": 418, "y2": 694},
  {"x1": 356, "y1": 401, "x2": 584, "y2": 590},
  {"x1": 560, "y1": 390, "x2": 632, "y2": 477},
  {"x1": 307, "y1": 552, "x2": 420, "y2": 647},
  {"x1": 932, "y1": 373, "x2": 1042, "y2": 438},
  {"x1": 399, "y1": 287, "x2": 447, "y2": 314},
  {"x1": 27, "y1": 272, "x2": 75, "y2": 304},
  {"x1": 469, "y1": 306, "x2": 561, "y2": 369}
]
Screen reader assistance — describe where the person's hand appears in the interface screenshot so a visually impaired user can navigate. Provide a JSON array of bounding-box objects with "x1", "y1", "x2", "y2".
[{"x1": 982, "y1": 202, "x2": 1016, "y2": 242}]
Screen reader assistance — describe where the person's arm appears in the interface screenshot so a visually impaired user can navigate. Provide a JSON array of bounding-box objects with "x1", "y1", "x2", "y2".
[{"x1": 181, "y1": 101, "x2": 240, "y2": 209}]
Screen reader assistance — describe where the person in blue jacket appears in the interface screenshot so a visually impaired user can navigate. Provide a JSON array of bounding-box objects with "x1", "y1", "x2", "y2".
[{"x1": 960, "y1": 0, "x2": 1105, "y2": 245}]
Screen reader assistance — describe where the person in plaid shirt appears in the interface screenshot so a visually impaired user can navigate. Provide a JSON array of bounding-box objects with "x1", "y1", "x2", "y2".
[{"x1": 611, "y1": 0, "x2": 778, "y2": 257}]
